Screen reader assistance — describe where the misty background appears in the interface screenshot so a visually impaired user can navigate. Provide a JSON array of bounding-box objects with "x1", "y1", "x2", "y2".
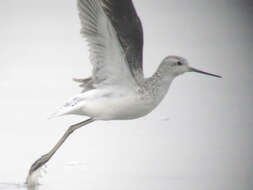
[{"x1": 0, "y1": 0, "x2": 252, "y2": 189}]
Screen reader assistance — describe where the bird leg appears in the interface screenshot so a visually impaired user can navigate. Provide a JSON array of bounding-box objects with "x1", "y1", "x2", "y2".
[{"x1": 26, "y1": 118, "x2": 95, "y2": 183}]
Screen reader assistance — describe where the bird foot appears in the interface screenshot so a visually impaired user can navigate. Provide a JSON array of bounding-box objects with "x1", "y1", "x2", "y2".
[
  {"x1": 28, "y1": 154, "x2": 50, "y2": 175},
  {"x1": 26, "y1": 154, "x2": 50, "y2": 186}
]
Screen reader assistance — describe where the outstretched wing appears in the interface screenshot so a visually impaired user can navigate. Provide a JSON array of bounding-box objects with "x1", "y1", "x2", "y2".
[
  {"x1": 102, "y1": 0, "x2": 144, "y2": 82},
  {"x1": 77, "y1": 0, "x2": 136, "y2": 88}
]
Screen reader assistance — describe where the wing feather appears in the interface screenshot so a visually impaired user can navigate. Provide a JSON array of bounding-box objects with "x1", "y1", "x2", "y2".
[
  {"x1": 77, "y1": 0, "x2": 136, "y2": 88},
  {"x1": 101, "y1": 0, "x2": 144, "y2": 82}
]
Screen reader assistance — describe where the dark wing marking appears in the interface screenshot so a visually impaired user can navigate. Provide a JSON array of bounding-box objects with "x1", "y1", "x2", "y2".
[{"x1": 102, "y1": 0, "x2": 144, "y2": 82}]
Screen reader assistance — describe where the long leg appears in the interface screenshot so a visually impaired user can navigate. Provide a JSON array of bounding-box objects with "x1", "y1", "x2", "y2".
[{"x1": 26, "y1": 118, "x2": 95, "y2": 180}]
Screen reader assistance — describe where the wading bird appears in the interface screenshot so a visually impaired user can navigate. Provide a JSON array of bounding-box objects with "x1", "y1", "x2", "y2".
[{"x1": 26, "y1": 0, "x2": 221, "y2": 185}]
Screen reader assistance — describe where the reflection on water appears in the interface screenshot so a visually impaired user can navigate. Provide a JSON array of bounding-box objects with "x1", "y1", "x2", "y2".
[
  {"x1": 0, "y1": 183, "x2": 39, "y2": 190},
  {"x1": 27, "y1": 185, "x2": 39, "y2": 190}
]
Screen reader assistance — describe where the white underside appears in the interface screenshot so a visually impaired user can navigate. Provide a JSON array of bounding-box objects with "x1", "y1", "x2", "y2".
[{"x1": 51, "y1": 86, "x2": 155, "y2": 120}]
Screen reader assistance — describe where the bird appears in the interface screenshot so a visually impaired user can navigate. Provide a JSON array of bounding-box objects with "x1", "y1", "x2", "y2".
[{"x1": 26, "y1": 0, "x2": 221, "y2": 185}]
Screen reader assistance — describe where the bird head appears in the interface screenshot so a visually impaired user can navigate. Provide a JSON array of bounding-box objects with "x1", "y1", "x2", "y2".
[{"x1": 161, "y1": 56, "x2": 222, "y2": 78}]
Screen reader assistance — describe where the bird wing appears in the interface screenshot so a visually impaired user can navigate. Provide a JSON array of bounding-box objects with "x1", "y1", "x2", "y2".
[
  {"x1": 102, "y1": 0, "x2": 144, "y2": 82},
  {"x1": 77, "y1": 0, "x2": 137, "y2": 88}
]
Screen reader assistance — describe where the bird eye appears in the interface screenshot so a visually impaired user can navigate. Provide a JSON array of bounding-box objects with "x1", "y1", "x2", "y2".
[{"x1": 177, "y1": 61, "x2": 183, "y2": 66}]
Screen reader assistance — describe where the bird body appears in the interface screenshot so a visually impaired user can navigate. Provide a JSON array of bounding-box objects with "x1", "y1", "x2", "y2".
[
  {"x1": 54, "y1": 70, "x2": 173, "y2": 120},
  {"x1": 53, "y1": 56, "x2": 188, "y2": 121}
]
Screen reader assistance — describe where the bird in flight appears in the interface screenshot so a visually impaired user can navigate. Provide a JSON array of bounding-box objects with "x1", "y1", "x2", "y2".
[{"x1": 26, "y1": 0, "x2": 221, "y2": 185}]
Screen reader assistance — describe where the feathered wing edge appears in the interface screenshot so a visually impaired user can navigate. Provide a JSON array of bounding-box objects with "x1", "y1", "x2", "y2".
[
  {"x1": 76, "y1": 0, "x2": 136, "y2": 91},
  {"x1": 101, "y1": 0, "x2": 144, "y2": 82},
  {"x1": 74, "y1": 0, "x2": 145, "y2": 91}
]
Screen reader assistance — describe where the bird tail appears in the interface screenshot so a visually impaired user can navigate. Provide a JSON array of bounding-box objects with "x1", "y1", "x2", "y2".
[
  {"x1": 49, "y1": 96, "x2": 83, "y2": 119},
  {"x1": 48, "y1": 107, "x2": 67, "y2": 119}
]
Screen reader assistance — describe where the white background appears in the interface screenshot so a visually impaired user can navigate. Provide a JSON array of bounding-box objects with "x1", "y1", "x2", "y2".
[{"x1": 0, "y1": 0, "x2": 252, "y2": 189}]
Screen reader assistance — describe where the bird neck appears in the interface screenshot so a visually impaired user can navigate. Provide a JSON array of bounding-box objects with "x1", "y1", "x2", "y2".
[{"x1": 146, "y1": 68, "x2": 174, "y2": 102}]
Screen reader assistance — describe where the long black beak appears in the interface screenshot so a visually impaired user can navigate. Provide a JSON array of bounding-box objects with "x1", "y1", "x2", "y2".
[{"x1": 190, "y1": 67, "x2": 222, "y2": 78}]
